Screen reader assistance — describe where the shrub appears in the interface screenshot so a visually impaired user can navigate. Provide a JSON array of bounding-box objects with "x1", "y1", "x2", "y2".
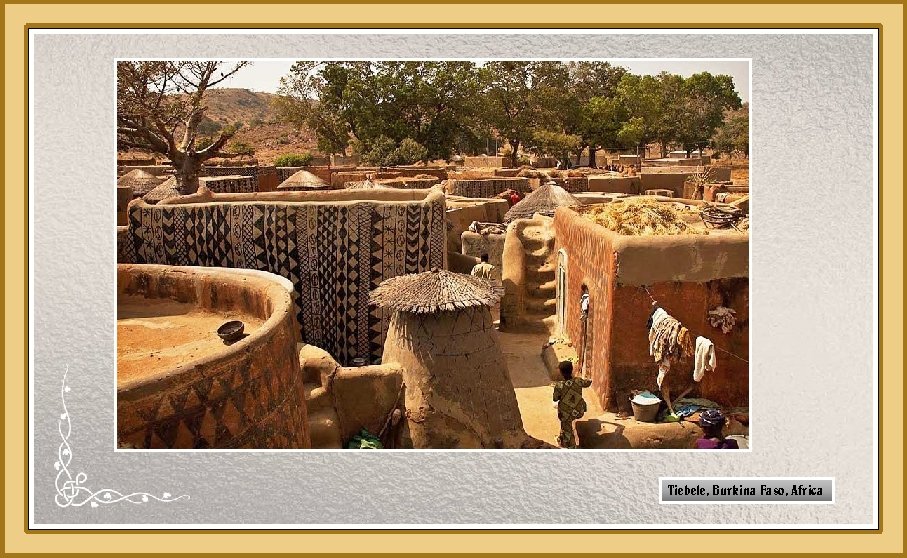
[
  {"x1": 362, "y1": 136, "x2": 397, "y2": 166},
  {"x1": 391, "y1": 138, "x2": 428, "y2": 165},
  {"x1": 274, "y1": 153, "x2": 314, "y2": 167},
  {"x1": 228, "y1": 141, "x2": 255, "y2": 155}
]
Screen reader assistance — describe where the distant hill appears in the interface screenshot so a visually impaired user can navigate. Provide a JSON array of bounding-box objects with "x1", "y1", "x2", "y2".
[
  {"x1": 118, "y1": 88, "x2": 319, "y2": 165},
  {"x1": 201, "y1": 88, "x2": 276, "y2": 128}
]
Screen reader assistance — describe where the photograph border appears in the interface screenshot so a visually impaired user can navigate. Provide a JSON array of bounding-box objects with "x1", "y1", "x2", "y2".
[{"x1": 4, "y1": 3, "x2": 902, "y2": 554}]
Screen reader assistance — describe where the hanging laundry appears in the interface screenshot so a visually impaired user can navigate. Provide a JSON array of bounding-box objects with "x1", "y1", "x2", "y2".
[
  {"x1": 708, "y1": 306, "x2": 737, "y2": 334},
  {"x1": 656, "y1": 360, "x2": 671, "y2": 389},
  {"x1": 693, "y1": 336, "x2": 717, "y2": 382}
]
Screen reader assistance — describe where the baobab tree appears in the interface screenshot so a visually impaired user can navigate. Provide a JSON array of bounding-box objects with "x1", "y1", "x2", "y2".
[{"x1": 117, "y1": 60, "x2": 250, "y2": 194}]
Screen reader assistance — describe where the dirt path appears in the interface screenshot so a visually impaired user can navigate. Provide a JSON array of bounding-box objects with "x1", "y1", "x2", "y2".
[{"x1": 498, "y1": 329, "x2": 603, "y2": 446}]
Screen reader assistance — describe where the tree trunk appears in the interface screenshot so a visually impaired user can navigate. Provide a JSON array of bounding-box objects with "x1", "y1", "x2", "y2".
[
  {"x1": 176, "y1": 156, "x2": 203, "y2": 195},
  {"x1": 509, "y1": 139, "x2": 520, "y2": 168},
  {"x1": 588, "y1": 145, "x2": 597, "y2": 168}
]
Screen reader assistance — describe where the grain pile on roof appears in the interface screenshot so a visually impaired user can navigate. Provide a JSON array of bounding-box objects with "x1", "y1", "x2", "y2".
[
  {"x1": 370, "y1": 268, "x2": 501, "y2": 313},
  {"x1": 117, "y1": 169, "x2": 165, "y2": 197},
  {"x1": 277, "y1": 170, "x2": 330, "y2": 191},
  {"x1": 581, "y1": 198, "x2": 706, "y2": 236},
  {"x1": 142, "y1": 177, "x2": 182, "y2": 204},
  {"x1": 504, "y1": 181, "x2": 580, "y2": 223}
]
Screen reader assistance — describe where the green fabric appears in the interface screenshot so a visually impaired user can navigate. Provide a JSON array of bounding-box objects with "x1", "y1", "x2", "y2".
[{"x1": 347, "y1": 428, "x2": 384, "y2": 449}]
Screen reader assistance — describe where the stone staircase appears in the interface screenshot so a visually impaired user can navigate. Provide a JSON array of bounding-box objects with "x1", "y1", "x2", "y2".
[
  {"x1": 520, "y1": 223, "x2": 558, "y2": 334},
  {"x1": 298, "y1": 343, "x2": 343, "y2": 449}
]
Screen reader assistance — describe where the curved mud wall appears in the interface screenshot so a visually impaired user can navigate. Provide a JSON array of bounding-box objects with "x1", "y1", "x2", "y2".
[
  {"x1": 120, "y1": 191, "x2": 446, "y2": 365},
  {"x1": 381, "y1": 308, "x2": 526, "y2": 448},
  {"x1": 117, "y1": 264, "x2": 309, "y2": 449},
  {"x1": 553, "y1": 207, "x2": 749, "y2": 413}
]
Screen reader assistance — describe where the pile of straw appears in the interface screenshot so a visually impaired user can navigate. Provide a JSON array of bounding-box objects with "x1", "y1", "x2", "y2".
[{"x1": 581, "y1": 198, "x2": 705, "y2": 236}]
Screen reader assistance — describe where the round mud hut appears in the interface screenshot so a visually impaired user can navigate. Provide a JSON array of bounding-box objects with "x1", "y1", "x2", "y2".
[
  {"x1": 370, "y1": 269, "x2": 528, "y2": 449},
  {"x1": 118, "y1": 169, "x2": 166, "y2": 198},
  {"x1": 276, "y1": 170, "x2": 331, "y2": 191},
  {"x1": 142, "y1": 176, "x2": 182, "y2": 204},
  {"x1": 503, "y1": 180, "x2": 580, "y2": 223}
]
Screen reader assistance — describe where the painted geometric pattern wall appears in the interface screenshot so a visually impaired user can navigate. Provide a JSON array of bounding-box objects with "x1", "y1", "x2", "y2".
[
  {"x1": 125, "y1": 199, "x2": 446, "y2": 364},
  {"x1": 447, "y1": 178, "x2": 529, "y2": 198}
]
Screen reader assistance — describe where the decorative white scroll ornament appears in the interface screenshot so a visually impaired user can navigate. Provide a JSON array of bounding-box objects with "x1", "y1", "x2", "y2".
[{"x1": 54, "y1": 367, "x2": 189, "y2": 508}]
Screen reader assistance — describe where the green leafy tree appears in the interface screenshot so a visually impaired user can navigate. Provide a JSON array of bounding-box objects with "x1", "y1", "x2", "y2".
[
  {"x1": 529, "y1": 130, "x2": 582, "y2": 168},
  {"x1": 711, "y1": 104, "x2": 749, "y2": 157},
  {"x1": 392, "y1": 138, "x2": 428, "y2": 165},
  {"x1": 676, "y1": 72, "x2": 743, "y2": 155},
  {"x1": 615, "y1": 74, "x2": 662, "y2": 156},
  {"x1": 477, "y1": 61, "x2": 539, "y2": 167},
  {"x1": 275, "y1": 61, "x2": 481, "y2": 161},
  {"x1": 567, "y1": 62, "x2": 628, "y2": 165},
  {"x1": 361, "y1": 135, "x2": 398, "y2": 166}
]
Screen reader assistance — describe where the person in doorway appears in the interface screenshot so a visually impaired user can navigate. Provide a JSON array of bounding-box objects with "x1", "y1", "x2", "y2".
[
  {"x1": 509, "y1": 190, "x2": 521, "y2": 207},
  {"x1": 470, "y1": 253, "x2": 495, "y2": 280},
  {"x1": 553, "y1": 360, "x2": 592, "y2": 449},
  {"x1": 695, "y1": 409, "x2": 739, "y2": 449},
  {"x1": 579, "y1": 284, "x2": 590, "y2": 320},
  {"x1": 577, "y1": 284, "x2": 591, "y2": 373}
]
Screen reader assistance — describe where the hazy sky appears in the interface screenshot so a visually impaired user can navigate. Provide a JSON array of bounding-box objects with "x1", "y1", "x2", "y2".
[{"x1": 214, "y1": 59, "x2": 750, "y2": 103}]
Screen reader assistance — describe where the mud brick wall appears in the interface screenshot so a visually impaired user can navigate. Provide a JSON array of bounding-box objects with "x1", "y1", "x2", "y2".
[
  {"x1": 122, "y1": 195, "x2": 447, "y2": 365},
  {"x1": 200, "y1": 175, "x2": 256, "y2": 194},
  {"x1": 554, "y1": 207, "x2": 749, "y2": 413},
  {"x1": 464, "y1": 156, "x2": 507, "y2": 168},
  {"x1": 446, "y1": 178, "x2": 529, "y2": 198},
  {"x1": 375, "y1": 177, "x2": 440, "y2": 189}
]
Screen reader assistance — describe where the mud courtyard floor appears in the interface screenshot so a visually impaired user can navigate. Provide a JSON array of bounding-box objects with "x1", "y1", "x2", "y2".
[
  {"x1": 117, "y1": 295, "x2": 263, "y2": 386},
  {"x1": 497, "y1": 329, "x2": 746, "y2": 449}
]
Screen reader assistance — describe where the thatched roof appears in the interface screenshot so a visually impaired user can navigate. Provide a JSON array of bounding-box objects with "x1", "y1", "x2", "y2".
[
  {"x1": 277, "y1": 170, "x2": 329, "y2": 190},
  {"x1": 370, "y1": 269, "x2": 501, "y2": 314},
  {"x1": 142, "y1": 177, "x2": 182, "y2": 204},
  {"x1": 503, "y1": 181, "x2": 580, "y2": 223},
  {"x1": 117, "y1": 169, "x2": 165, "y2": 196}
]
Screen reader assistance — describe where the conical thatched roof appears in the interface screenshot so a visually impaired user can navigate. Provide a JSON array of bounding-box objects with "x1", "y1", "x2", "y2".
[
  {"x1": 370, "y1": 269, "x2": 501, "y2": 314},
  {"x1": 277, "y1": 170, "x2": 329, "y2": 190},
  {"x1": 503, "y1": 181, "x2": 580, "y2": 223},
  {"x1": 142, "y1": 177, "x2": 182, "y2": 204},
  {"x1": 118, "y1": 169, "x2": 165, "y2": 196}
]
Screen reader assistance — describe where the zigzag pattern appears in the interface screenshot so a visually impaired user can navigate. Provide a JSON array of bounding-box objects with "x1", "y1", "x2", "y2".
[{"x1": 126, "y1": 197, "x2": 445, "y2": 364}]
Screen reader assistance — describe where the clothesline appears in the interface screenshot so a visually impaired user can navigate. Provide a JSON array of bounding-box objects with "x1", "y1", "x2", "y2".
[{"x1": 641, "y1": 285, "x2": 749, "y2": 364}]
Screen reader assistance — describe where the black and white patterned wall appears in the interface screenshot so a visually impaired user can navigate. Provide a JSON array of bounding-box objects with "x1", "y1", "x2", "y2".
[{"x1": 121, "y1": 198, "x2": 446, "y2": 364}]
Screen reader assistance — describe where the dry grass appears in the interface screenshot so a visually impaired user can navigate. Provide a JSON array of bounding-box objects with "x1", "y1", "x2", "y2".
[{"x1": 581, "y1": 198, "x2": 706, "y2": 236}]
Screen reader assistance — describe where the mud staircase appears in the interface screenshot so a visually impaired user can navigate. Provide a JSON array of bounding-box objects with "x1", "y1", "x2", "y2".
[
  {"x1": 520, "y1": 222, "x2": 558, "y2": 334},
  {"x1": 298, "y1": 343, "x2": 343, "y2": 449}
]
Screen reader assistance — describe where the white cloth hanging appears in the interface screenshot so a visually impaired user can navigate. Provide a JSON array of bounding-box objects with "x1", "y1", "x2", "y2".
[
  {"x1": 656, "y1": 360, "x2": 671, "y2": 389},
  {"x1": 693, "y1": 336, "x2": 717, "y2": 382}
]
